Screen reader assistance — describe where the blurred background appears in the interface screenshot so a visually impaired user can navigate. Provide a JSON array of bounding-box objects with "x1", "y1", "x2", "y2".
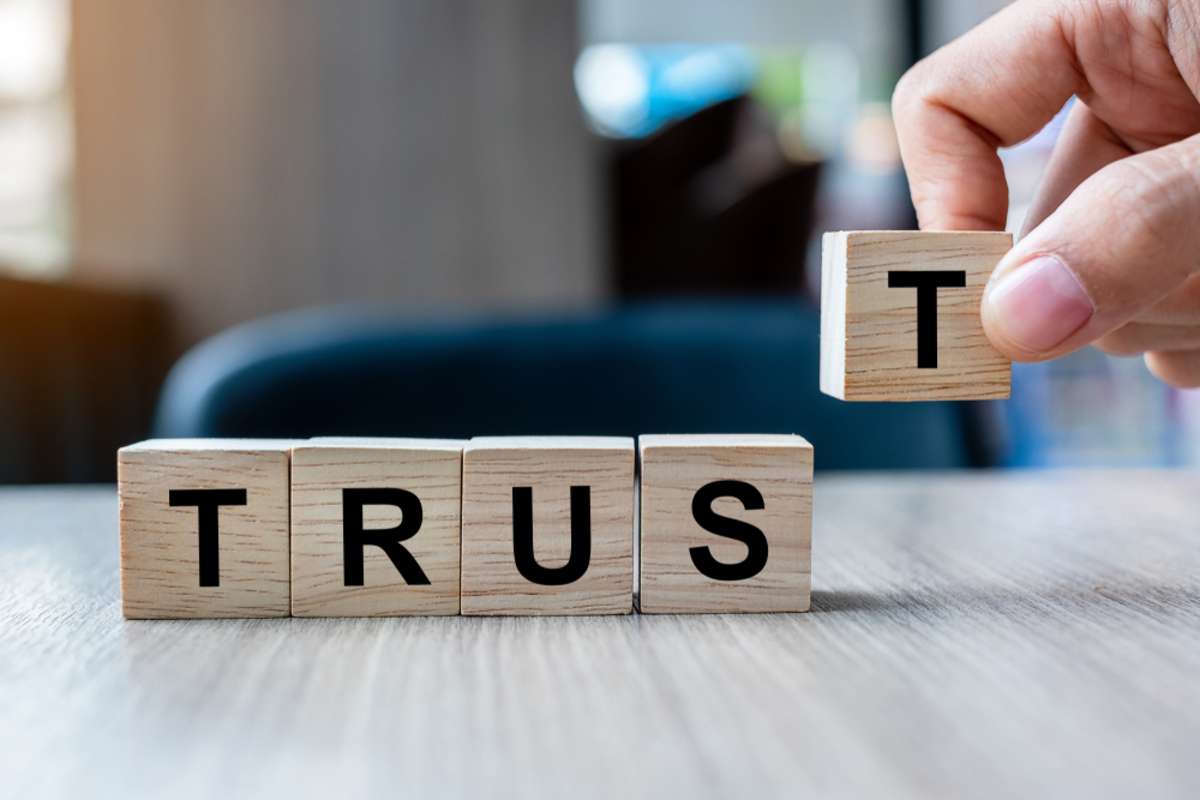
[{"x1": 3, "y1": 0, "x2": 1198, "y2": 484}]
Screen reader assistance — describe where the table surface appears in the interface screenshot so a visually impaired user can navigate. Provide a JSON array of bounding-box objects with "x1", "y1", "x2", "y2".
[{"x1": 3, "y1": 472, "x2": 1199, "y2": 799}]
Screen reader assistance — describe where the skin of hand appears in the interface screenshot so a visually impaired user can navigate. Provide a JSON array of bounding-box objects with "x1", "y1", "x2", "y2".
[{"x1": 891, "y1": 0, "x2": 1200, "y2": 386}]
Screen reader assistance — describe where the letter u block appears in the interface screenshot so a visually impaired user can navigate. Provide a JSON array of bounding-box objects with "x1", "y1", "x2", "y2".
[
  {"x1": 460, "y1": 437, "x2": 635, "y2": 615},
  {"x1": 820, "y1": 230, "x2": 1012, "y2": 401},
  {"x1": 638, "y1": 434, "x2": 812, "y2": 614},
  {"x1": 290, "y1": 438, "x2": 465, "y2": 617},
  {"x1": 118, "y1": 439, "x2": 295, "y2": 618}
]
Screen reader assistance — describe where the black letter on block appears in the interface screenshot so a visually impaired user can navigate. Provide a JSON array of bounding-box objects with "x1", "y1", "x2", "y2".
[
  {"x1": 689, "y1": 480, "x2": 768, "y2": 581},
  {"x1": 168, "y1": 488, "x2": 248, "y2": 587},
  {"x1": 343, "y1": 488, "x2": 430, "y2": 586},
  {"x1": 887, "y1": 270, "x2": 967, "y2": 368},
  {"x1": 512, "y1": 486, "x2": 591, "y2": 585}
]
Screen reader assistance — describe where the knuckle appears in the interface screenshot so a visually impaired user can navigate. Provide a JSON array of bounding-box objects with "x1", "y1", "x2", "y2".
[
  {"x1": 1170, "y1": 275, "x2": 1200, "y2": 316},
  {"x1": 891, "y1": 59, "x2": 935, "y2": 121},
  {"x1": 1119, "y1": 148, "x2": 1197, "y2": 222},
  {"x1": 891, "y1": 68, "x2": 921, "y2": 120},
  {"x1": 1103, "y1": 160, "x2": 1171, "y2": 230},
  {"x1": 1087, "y1": 156, "x2": 1190, "y2": 271},
  {"x1": 1124, "y1": 150, "x2": 1200, "y2": 277}
]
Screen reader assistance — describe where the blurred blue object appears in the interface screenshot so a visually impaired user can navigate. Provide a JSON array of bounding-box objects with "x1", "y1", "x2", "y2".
[
  {"x1": 154, "y1": 302, "x2": 997, "y2": 470},
  {"x1": 1004, "y1": 351, "x2": 1188, "y2": 467},
  {"x1": 575, "y1": 44, "x2": 755, "y2": 137}
]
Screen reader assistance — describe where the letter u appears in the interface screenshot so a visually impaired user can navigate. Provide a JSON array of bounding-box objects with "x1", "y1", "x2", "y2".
[{"x1": 511, "y1": 485, "x2": 592, "y2": 585}]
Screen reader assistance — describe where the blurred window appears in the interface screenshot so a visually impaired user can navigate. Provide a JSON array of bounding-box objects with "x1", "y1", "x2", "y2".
[
  {"x1": 575, "y1": 1, "x2": 910, "y2": 234},
  {"x1": 0, "y1": 0, "x2": 71, "y2": 277}
]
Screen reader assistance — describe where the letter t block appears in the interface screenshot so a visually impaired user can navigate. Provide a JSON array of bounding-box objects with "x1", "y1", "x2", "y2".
[
  {"x1": 638, "y1": 434, "x2": 813, "y2": 614},
  {"x1": 820, "y1": 230, "x2": 1012, "y2": 401},
  {"x1": 118, "y1": 439, "x2": 295, "y2": 618}
]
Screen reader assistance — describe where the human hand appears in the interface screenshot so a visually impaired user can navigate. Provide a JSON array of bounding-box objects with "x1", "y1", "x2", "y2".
[{"x1": 892, "y1": 0, "x2": 1200, "y2": 386}]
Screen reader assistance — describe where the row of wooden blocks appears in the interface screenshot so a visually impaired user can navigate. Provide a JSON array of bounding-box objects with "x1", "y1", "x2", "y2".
[
  {"x1": 118, "y1": 230, "x2": 1014, "y2": 617},
  {"x1": 119, "y1": 435, "x2": 813, "y2": 618}
]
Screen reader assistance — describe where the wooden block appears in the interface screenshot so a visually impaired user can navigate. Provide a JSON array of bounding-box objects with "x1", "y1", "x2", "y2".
[
  {"x1": 118, "y1": 439, "x2": 295, "y2": 618},
  {"x1": 461, "y1": 436, "x2": 634, "y2": 615},
  {"x1": 638, "y1": 434, "x2": 812, "y2": 614},
  {"x1": 820, "y1": 230, "x2": 1012, "y2": 401},
  {"x1": 290, "y1": 438, "x2": 464, "y2": 617}
]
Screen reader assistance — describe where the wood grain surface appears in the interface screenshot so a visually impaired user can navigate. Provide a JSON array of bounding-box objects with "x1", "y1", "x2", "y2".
[
  {"x1": 821, "y1": 231, "x2": 1012, "y2": 401},
  {"x1": 639, "y1": 434, "x2": 812, "y2": 613},
  {"x1": 5, "y1": 473, "x2": 1200, "y2": 799},
  {"x1": 290, "y1": 439, "x2": 465, "y2": 617},
  {"x1": 460, "y1": 437, "x2": 635, "y2": 615},
  {"x1": 118, "y1": 439, "x2": 296, "y2": 618}
]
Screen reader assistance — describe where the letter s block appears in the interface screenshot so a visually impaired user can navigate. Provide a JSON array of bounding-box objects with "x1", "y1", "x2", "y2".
[
  {"x1": 290, "y1": 438, "x2": 465, "y2": 617},
  {"x1": 638, "y1": 435, "x2": 812, "y2": 614},
  {"x1": 820, "y1": 230, "x2": 1012, "y2": 401},
  {"x1": 461, "y1": 437, "x2": 634, "y2": 615},
  {"x1": 118, "y1": 439, "x2": 295, "y2": 618}
]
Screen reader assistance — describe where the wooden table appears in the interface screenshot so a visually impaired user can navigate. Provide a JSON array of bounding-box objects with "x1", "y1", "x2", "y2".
[{"x1": 4, "y1": 473, "x2": 1199, "y2": 798}]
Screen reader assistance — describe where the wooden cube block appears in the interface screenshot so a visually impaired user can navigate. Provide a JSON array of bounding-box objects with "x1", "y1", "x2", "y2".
[
  {"x1": 638, "y1": 434, "x2": 812, "y2": 614},
  {"x1": 461, "y1": 436, "x2": 634, "y2": 615},
  {"x1": 290, "y1": 438, "x2": 464, "y2": 616},
  {"x1": 820, "y1": 230, "x2": 1012, "y2": 401},
  {"x1": 118, "y1": 439, "x2": 295, "y2": 618}
]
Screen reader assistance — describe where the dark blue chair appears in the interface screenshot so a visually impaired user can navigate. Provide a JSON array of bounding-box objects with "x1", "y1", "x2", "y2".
[{"x1": 154, "y1": 302, "x2": 1000, "y2": 470}]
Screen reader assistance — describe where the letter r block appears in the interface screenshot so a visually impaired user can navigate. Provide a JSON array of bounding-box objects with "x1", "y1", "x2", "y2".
[
  {"x1": 820, "y1": 230, "x2": 1012, "y2": 401},
  {"x1": 460, "y1": 437, "x2": 634, "y2": 615},
  {"x1": 290, "y1": 438, "x2": 465, "y2": 617},
  {"x1": 118, "y1": 439, "x2": 295, "y2": 618},
  {"x1": 638, "y1": 435, "x2": 812, "y2": 614}
]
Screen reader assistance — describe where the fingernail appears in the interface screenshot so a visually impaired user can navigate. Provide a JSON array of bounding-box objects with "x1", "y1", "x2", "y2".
[{"x1": 985, "y1": 255, "x2": 1094, "y2": 353}]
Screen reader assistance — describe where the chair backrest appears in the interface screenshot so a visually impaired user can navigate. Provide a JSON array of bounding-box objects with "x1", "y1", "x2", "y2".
[{"x1": 155, "y1": 302, "x2": 992, "y2": 470}]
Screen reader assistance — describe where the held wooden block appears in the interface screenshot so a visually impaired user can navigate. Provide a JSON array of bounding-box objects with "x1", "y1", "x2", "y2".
[
  {"x1": 461, "y1": 436, "x2": 635, "y2": 615},
  {"x1": 290, "y1": 438, "x2": 464, "y2": 617},
  {"x1": 118, "y1": 439, "x2": 296, "y2": 619},
  {"x1": 638, "y1": 434, "x2": 813, "y2": 614},
  {"x1": 820, "y1": 230, "x2": 1012, "y2": 401}
]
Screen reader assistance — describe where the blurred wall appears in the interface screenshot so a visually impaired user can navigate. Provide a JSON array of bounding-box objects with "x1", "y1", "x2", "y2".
[
  {"x1": 72, "y1": 0, "x2": 602, "y2": 345},
  {"x1": 581, "y1": 0, "x2": 903, "y2": 75},
  {"x1": 925, "y1": 0, "x2": 1009, "y2": 54}
]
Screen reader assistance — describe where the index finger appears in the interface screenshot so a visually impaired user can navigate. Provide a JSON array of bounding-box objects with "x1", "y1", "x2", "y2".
[{"x1": 891, "y1": 0, "x2": 1084, "y2": 230}]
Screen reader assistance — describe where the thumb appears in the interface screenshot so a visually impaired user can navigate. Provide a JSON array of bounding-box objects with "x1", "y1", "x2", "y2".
[{"x1": 982, "y1": 133, "x2": 1200, "y2": 361}]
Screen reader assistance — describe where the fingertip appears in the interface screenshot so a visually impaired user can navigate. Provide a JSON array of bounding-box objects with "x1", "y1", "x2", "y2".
[
  {"x1": 981, "y1": 293, "x2": 1052, "y2": 363},
  {"x1": 1144, "y1": 351, "x2": 1200, "y2": 389},
  {"x1": 981, "y1": 254, "x2": 1095, "y2": 360}
]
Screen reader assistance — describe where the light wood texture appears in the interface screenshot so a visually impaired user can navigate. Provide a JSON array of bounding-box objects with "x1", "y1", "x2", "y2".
[
  {"x1": 461, "y1": 436, "x2": 634, "y2": 615},
  {"x1": 118, "y1": 439, "x2": 296, "y2": 618},
  {"x1": 820, "y1": 230, "x2": 1012, "y2": 401},
  {"x1": 290, "y1": 439, "x2": 465, "y2": 617},
  {"x1": 7, "y1": 473, "x2": 1200, "y2": 799},
  {"x1": 638, "y1": 434, "x2": 812, "y2": 613}
]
